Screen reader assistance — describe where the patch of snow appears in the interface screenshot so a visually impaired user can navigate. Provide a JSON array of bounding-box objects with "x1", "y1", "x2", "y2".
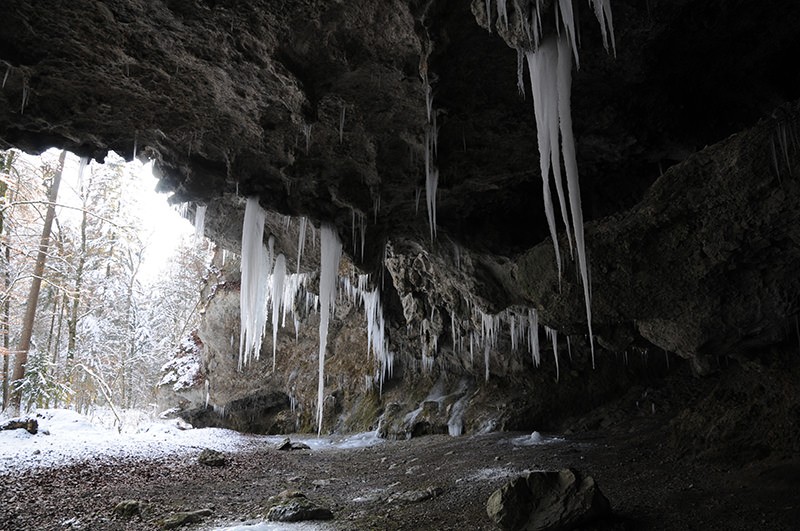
[
  {"x1": 0, "y1": 408, "x2": 257, "y2": 474},
  {"x1": 212, "y1": 522, "x2": 331, "y2": 531},
  {"x1": 461, "y1": 467, "x2": 519, "y2": 482}
]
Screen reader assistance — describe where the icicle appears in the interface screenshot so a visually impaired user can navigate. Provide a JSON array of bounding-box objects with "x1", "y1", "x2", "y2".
[
  {"x1": 2, "y1": 65, "x2": 9, "y2": 88},
  {"x1": 296, "y1": 217, "x2": 307, "y2": 273},
  {"x1": 373, "y1": 195, "x2": 381, "y2": 223},
  {"x1": 267, "y1": 234, "x2": 275, "y2": 271},
  {"x1": 20, "y1": 78, "x2": 29, "y2": 114},
  {"x1": 527, "y1": 308, "x2": 541, "y2": 367},
  {"x1": 77, "y1": 156, "x2": 89, "y2": 188},
  {"x1": 239, "y1": 197, "x2": 270, "y2": 369},
  {"x1": 589, "y1": 0, "x2": 616, "y2": 57},
  {"x1": 424, "y1": 129, "x2": 439, "y2": 241},
  {"x1": 339, "y1": 105, "x2": 346, "y2": 143},
  {"x1": 302, "y1": 123, "x2": 313, "y2": 153},
  {"x1": 316, "y1": 224, "x2": 342, "y2": 435},
  {"x1": 546, "y1": 326, "x2": 559, "y2": 381},
  {"x1": 132, "y1": 130, "x2": 138, "y2": 159},
  {"x1": 194, "y1": 205, "x2": 207, "y2": 238},
  {"x1": 526, "y1": 42, "x2": 563, "y2": 282},
  {"x1": 557, "y1": 0, "x2": 580, "y2": 67},
  {"x1": 271, "y1": 254, "x2": 286, "y2": 371},
  {"x1": 556, "y1": 34, "x2": 595, "y2": 365},
  {"x1": 485, "y1": 0, "x2": 493, "y2": 31}
]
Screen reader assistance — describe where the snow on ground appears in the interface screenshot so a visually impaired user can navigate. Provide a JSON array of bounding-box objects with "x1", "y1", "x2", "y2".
[
  {"x1": 211, "y1": 522, "x2": 332, "y2": 531},
  {"x1": 0, "y1": 409, "x2": 384, "y2": 475}
]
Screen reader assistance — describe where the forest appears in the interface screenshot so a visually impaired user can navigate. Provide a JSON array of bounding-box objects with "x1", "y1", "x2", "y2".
[{"x1": 0, "y1": 148, "x2": 210, "y2": 420}]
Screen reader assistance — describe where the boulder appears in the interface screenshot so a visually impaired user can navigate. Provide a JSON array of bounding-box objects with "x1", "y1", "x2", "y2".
[
  {"x1": 112, "y1": 499, "x2": 145, "y2": 519},
  {"x1": 486, "y1": 469, "x2": 610, "y2": 531},
  {"x1": 266, "y1": 490, "x2": 333, "y2": 522},
  {"x1": 197, "y1": 448, "x2": 226, "y2": 467}
]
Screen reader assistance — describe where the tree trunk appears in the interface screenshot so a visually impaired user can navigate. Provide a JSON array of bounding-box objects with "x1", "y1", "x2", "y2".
[
  {"x1": 1, "y1": 150, "x2": 17, "y2": 411},
  {"x1": 67, "y1": 193, "x2": 88, "y2": 361},
  {"x1": 10, "y1": 150, "x2": 66, "y2": 412}
]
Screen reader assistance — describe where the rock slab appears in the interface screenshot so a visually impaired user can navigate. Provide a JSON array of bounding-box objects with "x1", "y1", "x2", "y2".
[
  {"x1": 486, "y1": 468, "x2": 610, "y2": 531},
  {"x1": 267, "y1": 490, "x2": 333, "y2": 522}
]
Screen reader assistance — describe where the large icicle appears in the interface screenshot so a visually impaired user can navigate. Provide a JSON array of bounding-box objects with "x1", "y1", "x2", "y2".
[
  {"x1": 425, "y1": 128, "x2": 439, "y2": 241},
  {"x1": 316, "y1": 224, "x2": 342, "y2": 435},
  {"x1": 526, "y1": 32, "x2": 596, "y2": 365},
  {"x1": 270, "y1": 253, "x2": 286, "y2": 371},
  {"x1": 556, "y1": 34, "x2": 596, "y2": 365},
  {"x1": 423, "y1": 71, "x2": 439, "y2": 241},
  {"x1": 526, "y1": 42, "x2": 563, "y2": 281},
  {"x1": 239, "y1": 197, "x2": 269, "y2": 369}
]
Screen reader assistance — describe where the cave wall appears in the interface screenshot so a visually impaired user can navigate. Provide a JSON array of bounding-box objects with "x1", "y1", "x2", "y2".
[{"x1": 4, "y1": 1, "x2": 800, "y2": 439}]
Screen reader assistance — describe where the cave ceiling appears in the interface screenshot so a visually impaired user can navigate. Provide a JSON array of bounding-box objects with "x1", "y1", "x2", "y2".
[{"x1": 2, "y1": 0, "x2": 800, "y2": 360}]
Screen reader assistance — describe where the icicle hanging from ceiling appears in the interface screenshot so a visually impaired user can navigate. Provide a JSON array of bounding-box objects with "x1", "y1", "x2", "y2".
[
  {"x1": 271, "y1": 253, "x2": 286, "y2": 371},
  {"x1": 316, "y1": 223, "x2": 342, "y2": 435},
  {"x1": 239, "y1": 197, "x2": 270, "y2": 369},
  {"x1": 422, "y1": 72, "x2": 439, "y2": 241},
  {"x1": 515, "y1": 0, "x2": 616, "y2": 367}
]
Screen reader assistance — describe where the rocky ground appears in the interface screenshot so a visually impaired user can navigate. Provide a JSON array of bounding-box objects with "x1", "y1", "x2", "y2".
[{"x1": 1, "y1": 405, "x2": 798, "y2": 531}]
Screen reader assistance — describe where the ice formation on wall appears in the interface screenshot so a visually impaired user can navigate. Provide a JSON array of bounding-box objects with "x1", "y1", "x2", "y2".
[{"x1": 341, "y1": 274, "x2": 395, "y2": 393}]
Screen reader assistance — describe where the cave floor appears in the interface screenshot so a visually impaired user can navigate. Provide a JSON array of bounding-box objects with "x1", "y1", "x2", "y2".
[{"x1": 1, "y1": 415, "x2": 798, "y2": 530}]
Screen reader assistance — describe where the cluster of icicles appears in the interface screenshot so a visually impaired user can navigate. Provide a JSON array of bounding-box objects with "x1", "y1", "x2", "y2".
[
  {"x1": 486, "y1": 0, "x2": 615, "y2": 367},
  {"x1": 233, "y1": 0, "x2": 616, "y2": 435},
  {"x1": 238, "y1": 198, "x2": 393, "y2": 434}
]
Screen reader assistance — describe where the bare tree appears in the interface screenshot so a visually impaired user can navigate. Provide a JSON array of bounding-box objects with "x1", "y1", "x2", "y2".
[{"x1": 9, "y1": 150, "x2": 65, "y2": 412}]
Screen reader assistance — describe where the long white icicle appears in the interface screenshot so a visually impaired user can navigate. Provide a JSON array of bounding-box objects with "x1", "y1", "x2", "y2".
[
  {"x1": 271, "y1": 253, "x2": 286, "y2": 371},
  {"x1": 556, "y1": 34, "x2": 595, "y2": 366},
  {"x1": 526, "y1": 42, "x2": 563, "y2": 281},
  {"x1": 239, "y1": 197, "x2": 269, "y2": 369},
  {"x1": 527, "y1": 33, "x2": 596, "y2": 365},
  {"x1": 316, "y1": 224, "x2": 342, "y2": 435}
]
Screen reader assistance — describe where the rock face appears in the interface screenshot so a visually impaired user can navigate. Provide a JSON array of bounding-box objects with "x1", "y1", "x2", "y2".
[
  {"x1": 486, "y1": 469, "x2": 611, "y2": 531},
  {"x1": 3, "y1": 1, "x2": 800, "y2": 448}
]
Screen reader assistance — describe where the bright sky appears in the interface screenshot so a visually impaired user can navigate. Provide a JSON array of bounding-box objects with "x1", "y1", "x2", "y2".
[{"x1": 18, "y1": 148, "x2": 196, "y2": 283}]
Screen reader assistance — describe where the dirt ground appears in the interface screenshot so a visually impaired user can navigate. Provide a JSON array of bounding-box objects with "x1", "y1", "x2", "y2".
[{"x1": 1, "y1": 410, "x2": 799, "y2": 531}]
